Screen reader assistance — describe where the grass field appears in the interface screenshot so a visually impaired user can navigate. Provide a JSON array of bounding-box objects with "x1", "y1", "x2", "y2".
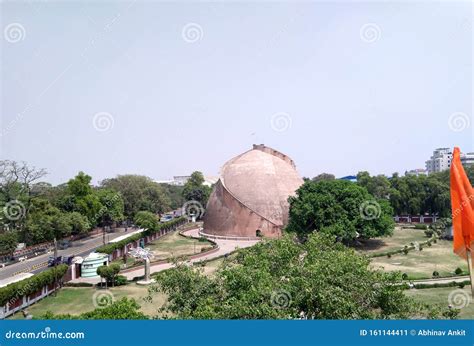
[
  {"x1": 357, "y1": 227, "x2": 467, "y2": 279},
  {"x1": 369, "y1": 239, "x2": 467, "y2": 279},
  {"x1": 356, "y1": 226, "x2": 427, "y2": 254},
  {"x1": 406, "y1": 286, "x2": 474, "y2": 319},
  {"x1": 9, "y1": 284, "x2": 166, "y2": 319},
  {"x1": 146, "y1": 231, "x2": 213, "y2": 261},
  {"x1": 111, "y1": 230, "x2": 215, "y2": 268}
]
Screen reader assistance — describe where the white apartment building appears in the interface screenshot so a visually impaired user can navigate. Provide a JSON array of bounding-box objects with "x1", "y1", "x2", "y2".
[
  {"x1": 425, "y1": 148, "x2": 474, "y2": 173},
  {"x1": 406, "y1": 168, "x2": 428, "y2": 177},
  {"x1": 461, "y1": 152, "x2": 474, "y2": 166}
]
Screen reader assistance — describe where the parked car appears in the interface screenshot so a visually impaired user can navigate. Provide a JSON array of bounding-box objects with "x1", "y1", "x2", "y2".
[
  {"x1": 48, "y1": 256, "x2": 73, "y2": 267},
  {"x1": 58, "y1": 240, "x2": 70, "y2": 250},
  {"x1": 160, "y1": 214, "x2": 173, "y2": 223}
]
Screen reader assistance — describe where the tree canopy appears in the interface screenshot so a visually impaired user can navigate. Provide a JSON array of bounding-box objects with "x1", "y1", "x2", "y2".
[
  {"x1": 287, "y1": 179, "x2": 394, "y2": 242},
  {"x1": 100, "y1": 175, "x2": 171, "y2": 219},
  {"x1": 182, "y1": 171, "x2": 211, "y2": 210},
  {"x1": 150, "y1": 233, "x2": 447, "y2": 319}
]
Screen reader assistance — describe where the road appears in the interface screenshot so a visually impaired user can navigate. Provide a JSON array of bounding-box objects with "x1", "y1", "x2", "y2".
[{"x1": 0, "y1": 228, "x2": 134, "y2": 281}]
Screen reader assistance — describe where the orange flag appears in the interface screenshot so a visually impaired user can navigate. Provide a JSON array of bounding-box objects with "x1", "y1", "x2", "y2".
[{"x1": 450, "y1": 147, "x2": 474, "y2": 259}]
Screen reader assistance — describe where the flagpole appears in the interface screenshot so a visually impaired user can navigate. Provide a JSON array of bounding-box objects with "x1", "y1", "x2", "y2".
[{"x1": 466, "y1": 250, "x2": 474, "y2": 297}]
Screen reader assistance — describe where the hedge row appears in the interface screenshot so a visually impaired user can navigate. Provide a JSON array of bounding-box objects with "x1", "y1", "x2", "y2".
[
  {"x1": 96, "y1": 217, "x2": 187, "y2": 255},
  {"x1": 402, "y1": 280, "x2": 470, "y2": 290},
  {"x1": 0, "y1": 264, "x2": 68, "y2": 306}
]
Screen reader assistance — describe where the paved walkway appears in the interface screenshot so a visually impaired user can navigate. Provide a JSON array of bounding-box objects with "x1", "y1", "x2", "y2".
[{"x1": 71, "y1": 228, "x2": 260, "y2": 283}]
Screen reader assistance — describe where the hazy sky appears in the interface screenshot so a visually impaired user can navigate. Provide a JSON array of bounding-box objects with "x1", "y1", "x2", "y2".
[{"x1": 1, "y1": 0, "x2": 473, "y2": 185}]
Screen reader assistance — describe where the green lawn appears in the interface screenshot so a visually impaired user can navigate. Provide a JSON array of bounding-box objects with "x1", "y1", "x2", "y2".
[
  {"x1": 8, "y1": 285, "x2": 166, "y2": 319},
  {"x1": 111, "y1": 230, "x2": 215, "y2": 268},
  {"x1": 355, "y1": 227, "x2": 467, "y2": 279},
  {"x1": 146, "y1": 231, "x2": 213, "y2": 261},
  {"x1": 356, "y1": 226, "x2": 428, "y2": 254},
  {"x1": 369, "y1": 239, "x2": 468, "y2": 279},
  {"x1": 406, "y1": 286, "x2": 474, "y2": 319}
]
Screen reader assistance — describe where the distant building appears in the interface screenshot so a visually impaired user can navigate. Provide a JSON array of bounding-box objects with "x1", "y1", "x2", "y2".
[
  {"x1": 405, "y1": 168, "x2": 427, "y2": 177},
  {"x1": 339, "y1": 175, "x2": 357, "y2": 183},
  {"x1": 156, "y1": 175, "x2": 217, "y2": 187},
  {"x1": 461, "y1": 152, "x2": 474, "y2": 166},
  {"x1": 425, "y1": 148, "x2": 474, "y2": 174},
  {"x1": 425, "y1": 148, "x2": 452, "y2": 174}
]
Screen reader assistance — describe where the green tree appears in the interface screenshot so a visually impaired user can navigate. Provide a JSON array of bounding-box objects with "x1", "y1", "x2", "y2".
[
  {"x1": 159, "y1": 183, "x2": 185, "y2": 210},
  {"x1": 134, "y1": 211, "x2": 159, "y2": 231},
  {"x1": 68, "y1": 212, "x2": 90, "y2": 236},
  {"x1": 287, "y1": 179, "x2": 394, "y2": 242},
  {"x1": 0, "y1": 231, "x2": 18, "y2": 256},
  {"x1": 96, "y1": 189, "x2": 124, "y2": 227},
  {"x1": 63, "y1": 172, "x2": 103, "y2": 226},
  {"x1": 100, "y1": 175, "x2": 171, "y2": 219},
  {"x1": 97, "y1": 263, "x2": 121, "y2": 288},
  {"x1": 357, "y1": 171, "x2": 391, "y2": 199},
  {"x1": 150, "y1": 233, "x2": 444, "y2": 319},
  {"x1": 182, "y1": 171, "x2": 211, "y2": 209},
  {"x1": 0, "y1": 160, "x2": 47, "y2": 241}
]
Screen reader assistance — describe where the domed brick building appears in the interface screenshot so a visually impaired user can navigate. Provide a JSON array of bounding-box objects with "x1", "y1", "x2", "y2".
[{"x1": 202, "y1": 144, "x2": 303, "y2": 238}]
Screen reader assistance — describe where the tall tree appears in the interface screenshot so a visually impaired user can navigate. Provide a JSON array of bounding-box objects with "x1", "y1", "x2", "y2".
[
  {"x1": 101, "y1": 175, "x2": 170, "y2": 219},
  {"x1": 182, "y1": 171, "x2": 211, "y2": 209},
  {"x1": 0, "y1": 160, "x2": 47, "y2": 241},
  {"x1": 64, "y1": 172, "x2": 102, "y2": 226},
  {"x1": 287, "y1": 179, "x2": 394, "y2": 242},
  {"x1": 96, "y1": 189, "x2": 125, "y2": 228}
]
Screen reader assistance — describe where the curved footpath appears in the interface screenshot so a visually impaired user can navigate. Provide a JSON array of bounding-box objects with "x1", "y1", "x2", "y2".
[{"x1": 71, "y1": 228, "x2": 259, "y2": 284}]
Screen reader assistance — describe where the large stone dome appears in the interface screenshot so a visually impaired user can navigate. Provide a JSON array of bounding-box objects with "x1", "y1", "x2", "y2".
[{"x1": 203, "y1": 144, "x2": 303, "y2": 238}]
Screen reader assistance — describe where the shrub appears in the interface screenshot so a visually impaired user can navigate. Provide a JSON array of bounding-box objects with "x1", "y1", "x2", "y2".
[
  {"x1": 403, "y1": 248, "x2": 409, "y2": 255},
  {"x1": 0, "y1": 264, "x2": 68, "y2": 306},
  {"x1": 419, "y1": 245, "x2": 423, "y2": 251},
  {"x1": 432, "y1": 271, "x2": 439, "y2": 277},
  {"x1": 402, "y1": 273, "x2": 408, "y2": 280},
  {"x1": 114, "y1": 275, "x2": 128, "y2": 286},
  {"x1": 387, "y1": 253, "x2": 391, "y2": 258},
  {"x1": 424, "y1": 229, "x2": 434, "y2": 237},
  {"x1": 427, "y1": 241, "x2": 432, "y2": 247},
  {"x1": 455, "y1": 267, "x2": 463, "y2": 275},
  {"x1": 433, "y1": 239, "x2": 437, "y2": 243}
]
